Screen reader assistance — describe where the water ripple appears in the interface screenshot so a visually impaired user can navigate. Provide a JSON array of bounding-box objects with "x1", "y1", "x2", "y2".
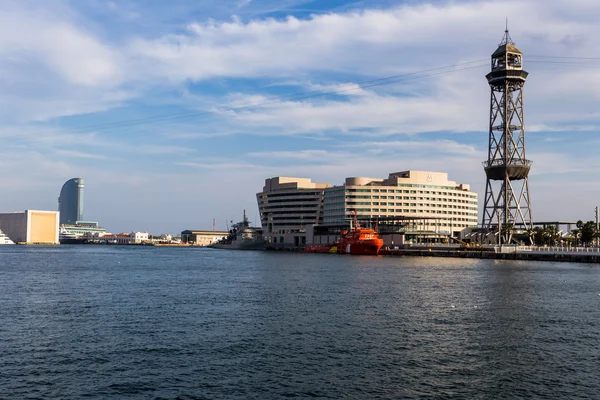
[{"x1": 0, "y1": 246, "x2": 599, "y2": 398}]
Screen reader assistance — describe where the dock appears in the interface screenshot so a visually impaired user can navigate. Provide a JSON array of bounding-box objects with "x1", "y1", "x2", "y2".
[{"x1": 381, "y1": 246, "x2": 600, "y2": 263}]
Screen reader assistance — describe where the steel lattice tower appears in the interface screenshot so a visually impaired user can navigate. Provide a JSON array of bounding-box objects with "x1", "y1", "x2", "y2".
[{"x1": 482, "y1": 29, "x2": 532, "y2": 244}]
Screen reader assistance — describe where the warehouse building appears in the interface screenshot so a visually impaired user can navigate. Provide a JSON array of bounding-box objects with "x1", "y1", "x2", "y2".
[
  {"x1": 181, "y1": 230, "x2": 229, "y2": 246},
  {"x1": 0, "y1": 210, "x2": 60, "y2": 244}
]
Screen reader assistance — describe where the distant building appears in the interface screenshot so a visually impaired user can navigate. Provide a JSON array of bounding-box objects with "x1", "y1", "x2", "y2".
[
  {"x1": 323, "y1": 171, "x2": 478, "y2": 233},
  {"x1": 60, "y1": 221, "x2": 106, "y2": 238},
  {"x1": 256, "y1": 177, "x2": 331, "y2": 246},
  {"x1": 101, "y1": 232, "x2": 149, "y2": 244},
  {"x1": 58, "y1": 178, "x2": 84, "y2": 225},
  {"x1": 181, "y1": 230, "x2": 228, "y2": 246},
  {"x1": 256, "y1": 171, "x2": 479, "y2": 246},
  {"x1": 0, "y1": 210, "x2": 60, "y2": 244}
]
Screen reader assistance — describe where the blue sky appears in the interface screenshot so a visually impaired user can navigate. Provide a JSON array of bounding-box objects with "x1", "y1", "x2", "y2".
[{"x1": 2, "y1": 0, "x2": 600, "y2": 234}]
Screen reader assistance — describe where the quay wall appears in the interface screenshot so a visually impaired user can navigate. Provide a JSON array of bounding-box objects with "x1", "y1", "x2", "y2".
[
  {"x1": 381, "y1": 249, "x2": 600, "y2": 263},
  {"x1": 266, "y1": 244, "x2": 600, "y2": 263}
]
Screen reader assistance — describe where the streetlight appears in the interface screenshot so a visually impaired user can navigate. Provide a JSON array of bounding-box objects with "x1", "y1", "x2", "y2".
[{"x1": 595, "y1": 206, "x2": 600, "y2": 247}]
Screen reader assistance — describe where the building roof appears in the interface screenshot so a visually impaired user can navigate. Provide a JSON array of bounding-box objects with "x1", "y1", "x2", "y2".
[
  {"x1": 492, "y1": 43, "x2": 522, "y2": 57},
  {"x1": 181, "y1": 230, "x2": 229, "y2": 235}
]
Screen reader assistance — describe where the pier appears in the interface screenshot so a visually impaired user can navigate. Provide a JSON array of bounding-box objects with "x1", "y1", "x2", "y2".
[{"x1": 381, "y1": 245, "x2": 600, "y2": 263}]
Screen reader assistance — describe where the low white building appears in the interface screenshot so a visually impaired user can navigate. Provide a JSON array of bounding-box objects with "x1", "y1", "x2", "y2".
[
  {"x1": 180, "y1": 230, "x2": 229, "y2": 246},
  {"x1": 130, "y1": 232, "x2": 149, "y2": 243},
  {"x1": 101, "y1": 232, "x2": 149, "y2": 245}
]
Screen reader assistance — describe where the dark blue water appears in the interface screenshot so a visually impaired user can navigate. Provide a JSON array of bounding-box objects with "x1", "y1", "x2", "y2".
[{"x1": 0, "y1": 246, "x2": 598, "y2": 399}]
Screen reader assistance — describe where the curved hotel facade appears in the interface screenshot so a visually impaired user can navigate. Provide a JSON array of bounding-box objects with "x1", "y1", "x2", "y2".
[
  {"x1": 257, "y1": 171, "x2": 478, "y2": 245},
  {"x1": 257, "y1": 177, "x2": 331, "y2": 246},
  {"x1": 58, "y1": 178, "x2": 84, "y2": 225},
  {"x1": 324, "y1": 171, "x2": 478, "y2": 234}
]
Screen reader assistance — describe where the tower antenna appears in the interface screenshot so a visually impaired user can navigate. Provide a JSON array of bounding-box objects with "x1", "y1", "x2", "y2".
[{"x1": 500, "y1": 18, "x2": 514, "y2": 46}]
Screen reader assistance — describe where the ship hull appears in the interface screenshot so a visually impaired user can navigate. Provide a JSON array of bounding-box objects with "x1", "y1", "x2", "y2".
[
  {"x1": 304, "y1": 245, "x2": 338, "y2": 253},
  {"x1": 338, "y1": 239, "x2": 383, "y2": 255},
  {"x1": 209, "y1": 240, "x2": 266, "y2": 250},
  {"x1": 60, "y1": 238, "x2": 89, "y2": 245}
]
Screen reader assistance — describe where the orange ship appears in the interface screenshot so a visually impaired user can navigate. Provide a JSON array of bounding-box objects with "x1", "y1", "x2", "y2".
[{"x1": 337, "y1": 212, "x2": 384, "y2": 255}]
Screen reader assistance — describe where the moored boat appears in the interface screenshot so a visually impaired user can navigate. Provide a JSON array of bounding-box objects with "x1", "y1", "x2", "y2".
[
  {"x1": 209, "y1": 210, "x2": 265, "y2": 250},
  {"x1": 337, "y1": 212, "x2": 384, "y2": 255},
  {"x1": 0, "y1": 229, "x2": 15, "y2": 245},
  {"x1": 59, "y1": 229, "x2": 88, "y2": 244}
]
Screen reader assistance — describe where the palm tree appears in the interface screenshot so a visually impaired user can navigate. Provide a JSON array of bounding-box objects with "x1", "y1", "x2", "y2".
[
  {"x1": 500, "y1": 222, "x2": 514, "y2": 244},
  {"x1": 544, "y1": 225, "x2": 559, "y2": 246}
]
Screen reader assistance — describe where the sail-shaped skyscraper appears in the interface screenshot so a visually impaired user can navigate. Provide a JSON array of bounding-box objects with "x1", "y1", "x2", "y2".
[{"x1": 58, "y1": 178, "x2": 84, "y2": 225}]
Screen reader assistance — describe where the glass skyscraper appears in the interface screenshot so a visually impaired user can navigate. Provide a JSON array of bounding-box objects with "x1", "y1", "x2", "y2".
[{"x1": 58, "y1": 178, "x2": 84, "y2": 225}]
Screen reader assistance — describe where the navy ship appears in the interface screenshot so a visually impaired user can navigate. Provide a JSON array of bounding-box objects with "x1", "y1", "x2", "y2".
[{"x1": 209, "y1": 210, "x2": 265, "y2": 250}]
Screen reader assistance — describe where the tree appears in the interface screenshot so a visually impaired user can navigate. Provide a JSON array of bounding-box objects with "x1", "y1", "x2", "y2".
[
  {"x1": 526, "y1": 225, "x2": 562, "y2": 246},
  {"x1": 544, "y1": 225, "x2": 560, "y2": 246},
  {"x1": 500, "y1": 222, "x2": 514, "y2": 244},
  {"x1": 532, "y1": 227, "x2": 545, "y2": 246},
  {"x1": 580, "y1": 221, "x2": 597, "y2": 245},
  {"x1": 525, "y1": 228, "x2": 534, "y2": 245}
]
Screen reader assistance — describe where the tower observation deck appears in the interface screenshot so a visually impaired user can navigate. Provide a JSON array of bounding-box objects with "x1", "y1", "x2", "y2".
[{"x1": 481, "y1": 29, "x2": 532, "y2": 244}]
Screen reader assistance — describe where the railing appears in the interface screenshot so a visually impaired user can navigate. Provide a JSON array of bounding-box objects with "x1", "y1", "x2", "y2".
[
  {"x1": 482, "y1": 159, "x2": 533, "y2": 168},
  {"x1": 514, "y1": 245, "x2": 600, "y2": 254}
]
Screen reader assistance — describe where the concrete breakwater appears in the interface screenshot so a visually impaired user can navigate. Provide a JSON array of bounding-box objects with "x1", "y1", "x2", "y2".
[
  {"x1": 267, "y1": 244, "x2": 600, "y2": 263},
  {"x1": 381, "y1": 248, "x2": 600, "y2": 263}
]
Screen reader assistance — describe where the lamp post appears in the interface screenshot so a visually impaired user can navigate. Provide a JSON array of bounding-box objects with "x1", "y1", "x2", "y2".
[{"x1": 595, "y1": 206, "x2": 600, "y2": 247}]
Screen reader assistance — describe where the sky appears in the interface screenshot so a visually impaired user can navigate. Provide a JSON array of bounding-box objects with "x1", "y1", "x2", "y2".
[{"x1": 2, "y1": 0, "x2": 600, "y2": 234}]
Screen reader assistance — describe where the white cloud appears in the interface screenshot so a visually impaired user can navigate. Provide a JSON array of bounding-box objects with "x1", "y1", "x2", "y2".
[
  {"x1": 53, "y1": 149, "x2": 108, "y2": 160},
  {"x1": 0, "y1": 5, "x2": 122, "y2": 87},
  {"x1": 0, "y1": 1, "x2": 127, "y2": 122},
  {"x1": 247, "y1": 149, "x2": 348, "y2": 160},
  {"x1": 126, "y1": 0, "x2": 600, "y2": 80},
  {"x1": 4, "y1": 0, "x2": 600, "y2": 232},
  {"x1": 344, "y1": 140, "x2": 481, "y2": 155}
]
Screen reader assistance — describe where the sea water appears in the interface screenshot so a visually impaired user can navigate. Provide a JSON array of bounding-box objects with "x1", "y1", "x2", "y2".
[{"x1": 0, "y1": 246, "x2": 598, "y2": 399}]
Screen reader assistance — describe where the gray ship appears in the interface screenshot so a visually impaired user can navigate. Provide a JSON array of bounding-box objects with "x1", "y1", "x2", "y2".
[{"x1": 209, "y1": 210, "x2": 265, "y2": 250}]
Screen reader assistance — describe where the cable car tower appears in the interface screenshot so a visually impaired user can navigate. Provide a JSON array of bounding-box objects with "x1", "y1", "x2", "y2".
[{"x1": 482, "y1": 28, "x2": 532, "y2": 244}]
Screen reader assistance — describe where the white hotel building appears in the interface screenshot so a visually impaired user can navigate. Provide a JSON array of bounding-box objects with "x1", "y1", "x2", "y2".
[
  {"x1": 257, "y1": 177, "x2": 331, "y2": 246},
  {"x1": 257, "y1": 171, "x2": 478, "y2": 246},
  {"x1": 323, "y1": 170, "x2": 478, "y2": 234}
]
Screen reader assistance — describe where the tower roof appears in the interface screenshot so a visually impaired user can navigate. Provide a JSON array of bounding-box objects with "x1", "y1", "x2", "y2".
[{"x1": 492, "y1": 28, "x2": 522, "y2": 57}]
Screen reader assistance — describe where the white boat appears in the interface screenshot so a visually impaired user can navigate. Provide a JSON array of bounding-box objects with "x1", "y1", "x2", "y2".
[
  {"x1": 0, "y1": 229, "x2": 15, "y2": 245},
  {"x1": 59, "y1": 229, "x2": 87, "y2": 244}
]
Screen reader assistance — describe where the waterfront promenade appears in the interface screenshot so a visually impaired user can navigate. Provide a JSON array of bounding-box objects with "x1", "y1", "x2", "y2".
[{"x1": 382, "y1": 244, "x2": 600, "y2": 263}]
